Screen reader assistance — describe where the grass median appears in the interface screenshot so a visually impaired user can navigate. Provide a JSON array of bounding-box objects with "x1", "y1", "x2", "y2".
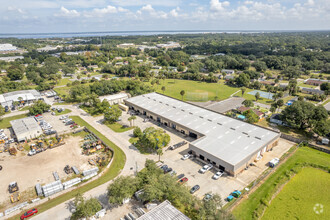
[
  {"x1": 0, "y1": 114, "x2": 28, "y2": 129},
  {"x1": 8, "y1": 116, "x2": 126, "y2": 220}
]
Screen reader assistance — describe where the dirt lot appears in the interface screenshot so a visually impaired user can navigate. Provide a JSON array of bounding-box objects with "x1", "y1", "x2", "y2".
[{"x1": 0, "y1": 136, "x2": 94, "y2": 206}]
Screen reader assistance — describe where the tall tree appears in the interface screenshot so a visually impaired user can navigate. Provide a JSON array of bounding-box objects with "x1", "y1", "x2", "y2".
[
  {"x1": 255, "y1": 92, "x2": 260, "y2": 101},
  {"x1": 241, "y1": 87, "x2": 246, "y2": 97},
  {"x1": 161, "y1": 86, "x2": 166, "y2": 94}
]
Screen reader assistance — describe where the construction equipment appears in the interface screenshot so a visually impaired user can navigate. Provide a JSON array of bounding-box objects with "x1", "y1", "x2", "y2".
[
  {"x1": 10, "y1": 192, "x2": 20, "y2": 203},
  {"x1": 37, "y1": 140, "x2": 44, "y2": 148},
  {"x1": 88, "y1": 159, "x2": 96, "y2": 166},
  {"x1": 9, "y1": 147, "x2": 17, "y2": 155},
  {"x1": 64, "y1": 165, "x2": 72, "y2": 174},
  {"x1": 0, "y1": 139, "x2": 5, "y2": 144},
  {"x1": 95, "y1": 156, "x2": 106, "y2": 165},
  {"x1": 8, "y1": 182, "x2": 19, "y2": 193}
]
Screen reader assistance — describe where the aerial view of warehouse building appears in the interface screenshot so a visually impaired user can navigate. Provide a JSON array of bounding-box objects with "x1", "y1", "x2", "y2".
[{"x1": 125, "y1": 93, "x2": 280, "y2": 176}]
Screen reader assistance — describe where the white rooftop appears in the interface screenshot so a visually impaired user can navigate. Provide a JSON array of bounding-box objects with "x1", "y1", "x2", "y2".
[
  {"x1": 126, "y1": 93, "x2": 280, "y2": 168},
  {"x1": 137, "y1": 200, "x2": 190, "y2": 220},
  {"x1": 100, "y1": 93, "x2": 129, "y2": 102},
  {"x1": 0, "y1": 44, "x2": 17, "y2": 51}
]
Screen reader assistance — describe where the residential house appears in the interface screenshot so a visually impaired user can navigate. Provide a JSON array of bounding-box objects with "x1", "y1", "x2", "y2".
[
  {"x1": 270, "y1": 114, "x2": 284, "y2": 125},
  {"x1": 305, "y1": 78, "x2": 329, "y2": 86},
  {"x1": 301, "y1": 87, "x2": 325, "y2": 95},
  {"x1": 221, "y1": 69, "x2": 235, "y2": 75},
  {"x1": 236, "y1": 106, "x2": 265, "y2": 120}
]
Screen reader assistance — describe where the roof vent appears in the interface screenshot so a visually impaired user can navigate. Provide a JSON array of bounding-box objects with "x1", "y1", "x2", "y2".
[
  {"x1": 181, "y1": 109, "x2": 185, "y2": 112},
  {"x1": 189, "y1": 112, "x2": 193, "y2": 115},
  {"x1": 255, "y1": 136, "x2": 261, "y2": 140},
  {"x1": 173, "y1": 106, "x2": 176, "y2": 108},
  {"x1": 199, "y1": 116, "x2": 204, "y2": 119},
  {"x1": 242, "y1": 132, "x2": 248, "y2": 135},
  {"x1": 217, "y1": 123, "x2": 222, "y2": 126},
  {"x1": 230, "y1": 127, "x2": 236, "y2": 130},
  {"x1": 166, "y1": 104, "x2": 169, "y2": 106},
  {"x1": 208, "y1": 119, "x2": 212, "y2": 122}
]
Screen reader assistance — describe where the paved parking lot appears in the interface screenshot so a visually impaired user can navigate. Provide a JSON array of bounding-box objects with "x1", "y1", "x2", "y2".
[{"x1": 120, "y1": 113, "x2": 295, "y2": 201}]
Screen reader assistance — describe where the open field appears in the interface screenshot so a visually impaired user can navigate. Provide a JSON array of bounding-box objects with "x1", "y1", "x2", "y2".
[
  {"x1": 8, "y1": 116, "x2": 126, "y2": 220},
  {"x1": 232, "y1": 147, "x2": 330, "y2": 220},
  {"x1": 147, "y1": 79, "x2": 239, "y2": 101},
  {"x1": 0, "y1": 114, "x2": 28, "y2": 129},
  {"x1": 262, "y1": 167, "x2": 330, "y2": 220}
]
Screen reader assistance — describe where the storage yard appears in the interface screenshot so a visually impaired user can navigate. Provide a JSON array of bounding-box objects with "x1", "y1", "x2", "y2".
[{"x1": 0, "y1": 136, "x2": 96, "y2": 205}]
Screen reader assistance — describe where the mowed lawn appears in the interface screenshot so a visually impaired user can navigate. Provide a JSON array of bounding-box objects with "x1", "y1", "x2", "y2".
[
  {"x1": 148, "y1": 79, "x2": 239, "y2": 101},
  {"x1": 232, "y1": 147, "x2": 330, "y2": 220},
  {"x1": 262, "y1": 167, "x2": 330, "y2": 220},
  {"x1": 0, "y1": 114, "x2": 28, "y2": 129}
]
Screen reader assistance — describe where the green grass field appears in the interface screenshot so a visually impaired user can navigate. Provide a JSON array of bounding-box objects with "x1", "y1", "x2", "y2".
[
  {"x1": 262, "y1": 167, "x2": 330, "y2": 220},
  {"x1": 106, "y1": 122, "x2": 134, "y2": 133},
  {"x1": 57, "y1": 78, "x2": 72, "y2": 86},
  {"x1": 232, "y1": 146, "x2": 330, "y2": 220},
  {"x1": 54, "y1": 108, "x2": 72, "y2": 116},
  {"x1": 148, "y1": 79, "x2": 239, "y2": 101},
  {"x1": 0, "y1": 114, "x2": 28, "y2": 129},
  {"x1": 8, "y1": 116, "x2": 126, "y2": 220}
]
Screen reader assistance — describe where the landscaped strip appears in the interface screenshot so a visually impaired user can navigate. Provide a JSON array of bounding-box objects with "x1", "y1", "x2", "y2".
[
  {"x1": 0, "y1": 114, "x2": 28, "y2": 129},
  {"x1": 8, "y1": 116, "x2": 126, "y2": 220},
  {"x1": 232, "y1": 146, "x2": 330, "y2": 220}
]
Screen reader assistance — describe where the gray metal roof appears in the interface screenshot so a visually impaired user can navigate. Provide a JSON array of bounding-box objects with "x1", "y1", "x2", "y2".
[
  {"x1": 0, "y1": 90, "x2": 41, "y2": 106},
  {"x1": 125, "y1": 93, "x2": 280, "y2": 167},
  {"x1": 10, "y1": 117, "x2": 42, "y2": 141},
  {"x1": 137, "y1": 200, "x2": 190, "y2": 220}
]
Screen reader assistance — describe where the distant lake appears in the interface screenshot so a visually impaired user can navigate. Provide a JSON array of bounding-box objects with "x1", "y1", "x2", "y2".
[{"x1": 0, "y1": 30, "x2": 280, "y2": 39}]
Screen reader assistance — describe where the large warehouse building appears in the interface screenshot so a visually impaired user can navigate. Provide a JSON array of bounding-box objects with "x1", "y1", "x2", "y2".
[
  {"x1": 125, "y1": 93, "x2": 280, "y2": 176},
  {"x1": 0, "y1": 90, "x2": 41, "y2": 108},
  {"x1": 10, "y1": 117, "x2": 43, "y2": 142}
]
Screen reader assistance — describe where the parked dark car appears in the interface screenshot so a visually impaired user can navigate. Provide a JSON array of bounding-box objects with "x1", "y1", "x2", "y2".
[
  {"x1": 177, "y1": 174, "x2": 185, "y2": 180},
  {"x1": 190, "y1": 185, "x2": 200, "y2": 194},
  {"x1": 164, "y1": 167, "x2": 173, "y2": 174},
  {"x1": 160, "y1": 165, "x2": 168, "y2": 171}
]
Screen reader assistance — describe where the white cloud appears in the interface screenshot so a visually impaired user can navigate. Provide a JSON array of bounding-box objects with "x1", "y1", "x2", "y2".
[
  {"x1": 244, "y1": 1, "x2": 254, "y2": 5},
  {"x1": 93, "y1": 5, "x2": 117, "y2": 14},
  {"x1": 7, "y1": 6, "x2": 24, "y2": 14},
  {"x1": 55, "y1": 6, "x2": 80, "y2": 17},
  {"x1": 210, "y1": 0, "x2": 230, "y2": 12},
  {"x1": 169, "y1": 7, "x2": 180, "y2": 17},
  {"x1": 141, "y1": 4, "x2": 154, "y2": 13},
  {"x1": 118, "y1": 7, "x2": 129, "y2": 12}
]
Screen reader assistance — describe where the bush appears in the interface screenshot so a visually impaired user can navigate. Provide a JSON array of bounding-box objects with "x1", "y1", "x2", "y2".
[{"x1": 133, "y1": 127, "x2": 142, "y2": 138}]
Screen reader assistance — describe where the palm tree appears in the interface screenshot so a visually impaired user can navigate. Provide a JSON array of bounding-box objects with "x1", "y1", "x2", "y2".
[
  {"x1": 255, "y1": 92, "x2": 260, "y2": 101},
  {"x1": 157, "y1": 148, "x2": 163, "y2": 161},
  {"x1": 128, "y1": 115, "x2": 136, "y2": 127},
  {"x1": 180, "y1": 90, "x2": 185, "y2": 100},
  {"x1": 241, "y1": 87, "x2": 246, "y2": 97},
  {"x1": 161, "y1": 86, "x2": 166, "y2": 94}
]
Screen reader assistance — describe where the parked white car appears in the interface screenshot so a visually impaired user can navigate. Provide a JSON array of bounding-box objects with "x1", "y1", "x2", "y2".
[
  {"x1": 181, "y1": 154, "x2": 192, "y2": 160},
  {"x1": 212, "y1": 171, "x2": 224, "y2": 180},
  {"x1": 28, "y1": 149, "x2": 36, "y2": 156},
  {"x1": 199, "y1": 164, "x2": 213, "y2": 174}
]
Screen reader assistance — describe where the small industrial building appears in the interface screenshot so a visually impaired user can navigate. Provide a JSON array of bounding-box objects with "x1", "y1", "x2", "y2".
[
  {"x1": 100, "y1": 93, "x2": 129, "y2": 105},
  {"x1": 137, "y1": 200, "x2": 190, "y2": 220},
  {"x1": 125, "y1": 93, "x2": 280, "y2": 176},
  {"x1": 0, "y1": 90, "x2": 41, "y2": 108},
  {"x1": 301, "y1": 87, "x2": 325, "y2": 95},
  {"x1": 305, "y1": 78, "x2": 329, "y2": 86},
  {"x1": 10, "y1": 117, "x2": 43, "y2": 142}
]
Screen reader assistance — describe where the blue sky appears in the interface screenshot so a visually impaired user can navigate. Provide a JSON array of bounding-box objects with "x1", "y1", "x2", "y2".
[{"x1": 0, "y1": 0, "x2": 329, "y2": 33}]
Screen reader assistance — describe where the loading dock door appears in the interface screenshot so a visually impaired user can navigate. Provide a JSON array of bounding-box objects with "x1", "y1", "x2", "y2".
[{"x1": 189, "y1": 132, "x2": 197, "y2": 139}]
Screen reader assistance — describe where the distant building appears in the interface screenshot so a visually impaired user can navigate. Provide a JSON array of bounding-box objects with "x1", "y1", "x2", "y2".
[
  {"x1": 301, "y1": 87, "x2": 325, "y2": 95},
  {"x1": 37, "y1": 45, "x2": 62, "y2": 52},
  {"x1": 0, "y1": 44, "x2": 17, "y2": 52},
  {"x1": 10, "y1": 117, "x2": 43, "y2": 142},
  {"x1": 99, "y1": 93, "x2": 129, "y2": 105},
  {"x1": 0, "y1": 90, "x2": 41, "y2": 108},
  {"x1": 156, "y1": 42, "x2": 181, "y2": 49},
  {"x1": 137, "y1": 200, "x2": 190, "y2": 220},
  {"x1": 259, "y1": 80, "x2": 276, "y2": 86},
  {"x1": 0, "y1": 56, "x2": 24, "y2": 62},
  {"x1": 221, "y1": 69, "x2": 235, "y2": 75},
  {"x1": 224, "y1": 75, "x2": 235, "y2": 81},
  {"x1": 305, "y1": 78, "x2": 329, "y2": 86},
  {"x1": 279, "y1": 83, "x2": 288, "y2": 88},
  {"x1": 117, "y1": 43, "x2": 135, "y2": 48},
  {"x1": 138, "y1": 45, "x2": 157, "y2": 51}
]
